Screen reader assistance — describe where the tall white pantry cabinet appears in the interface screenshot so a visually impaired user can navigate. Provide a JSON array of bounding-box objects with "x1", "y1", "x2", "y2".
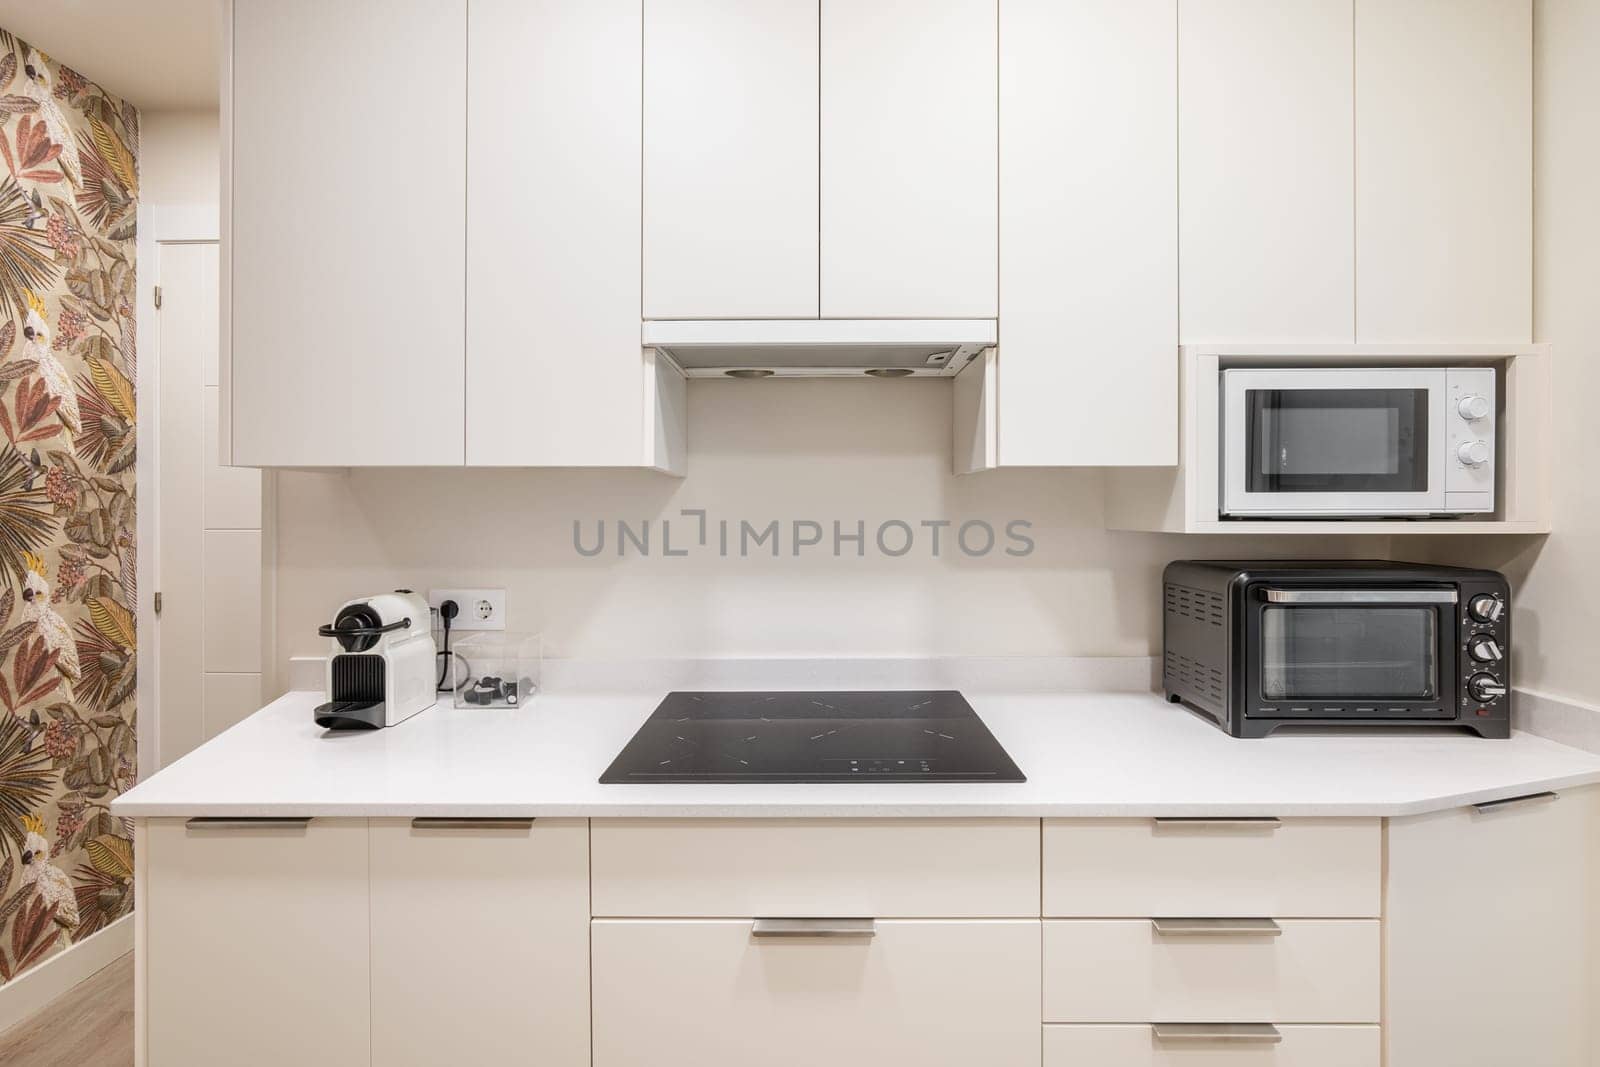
[{"x1": 222, "y1": 0, "x2": 1532, "y2": 471}]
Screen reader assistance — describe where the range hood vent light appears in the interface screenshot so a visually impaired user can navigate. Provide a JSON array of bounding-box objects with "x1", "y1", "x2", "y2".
[{"x1": 644, "y1": 319, "x2": 996, "y2": 378}]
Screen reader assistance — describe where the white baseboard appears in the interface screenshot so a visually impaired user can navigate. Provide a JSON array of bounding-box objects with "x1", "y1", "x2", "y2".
[{"x1": 0, "y1": 913, "x2": 133, "y2": 1035}]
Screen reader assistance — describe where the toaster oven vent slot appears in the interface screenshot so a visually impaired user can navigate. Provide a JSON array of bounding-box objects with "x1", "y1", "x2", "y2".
[
  {"x1": 1165, "y1": 583, "x2": 1225, "y2": 628},
  {"x1": 331, "y1": 654, "x2": 386, "y2": 703},
  {"x1": 1165, "y1": 651, "x2": 1224, "y2": 705}
]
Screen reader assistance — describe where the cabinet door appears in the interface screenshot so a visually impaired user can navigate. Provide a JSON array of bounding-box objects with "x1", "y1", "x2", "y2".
[
  {"x1": 369, "y1": 819, "x2": 589, "y2": 1066},
  {"x1": 144, "y1": 819, "x2": 369, "y2": 1067},
  {"x1": 1178, "y1": 0, "x2": 1354, "y2": 343},
  {"x1": 821, "y1": 0, "x2": 997, "y2": 318},
  {"x1": 466, "y1": 0, "x2": 653, "y2": 467},
  {"x1": 998, "y1": 0, "x2": 1176, "y2": 466},
  {"x1": 593, "y1": 919, "x2": 1040, "y2": 1066},
  {"x1": 644, "y1": 0, "x2": 819, "y2": 318},
  {"x1": 1355, "y1": 0, "x2": 1532, "y2": 342},
  {"x1": 229, "y1": 0, "x2": 465, "y2": 465},
  {"x1": 1386, "y1": 787, "x2": 1599, "y2": 1066}
]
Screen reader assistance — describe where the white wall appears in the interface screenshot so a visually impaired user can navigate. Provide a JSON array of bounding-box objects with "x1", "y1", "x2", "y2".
[
  {"x1": 1411, "y1": 0, "x2": 1600, "y2": 710},
  {"x1": 272, "y1": 380, "x2": 1383, "y2": 684},
  {"x1": 140, "y1": 109, "x2": 220, "y2": 206}
]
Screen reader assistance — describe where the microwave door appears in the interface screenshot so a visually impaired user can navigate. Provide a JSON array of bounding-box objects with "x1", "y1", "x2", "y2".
[{"x1": 1222, "y1": 369, "x2": 1449, "y2": 516}]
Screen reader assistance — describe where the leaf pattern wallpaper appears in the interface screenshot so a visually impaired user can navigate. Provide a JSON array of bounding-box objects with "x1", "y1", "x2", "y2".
[{"x1": 0, "y1": 29, "x2": 138, "y2": 985}]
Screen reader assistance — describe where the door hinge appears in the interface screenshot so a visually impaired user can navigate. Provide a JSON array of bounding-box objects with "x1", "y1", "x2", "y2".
[
  {"x1": 153, "y1": 285, "x2": 162, "y2": 309},
  {"x1": 153, "y1": 591, "x2": 162, "y2": 616}
]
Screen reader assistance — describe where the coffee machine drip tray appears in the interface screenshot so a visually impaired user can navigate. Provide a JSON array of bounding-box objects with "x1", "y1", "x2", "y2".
[{"x1": 599, "y1": 691, "x2": 1026, "y2": 784}]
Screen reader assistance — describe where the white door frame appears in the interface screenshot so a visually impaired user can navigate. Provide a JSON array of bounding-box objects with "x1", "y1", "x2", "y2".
[{"x1": 135, "y1": 203, "x2": 223, "y2": 781}]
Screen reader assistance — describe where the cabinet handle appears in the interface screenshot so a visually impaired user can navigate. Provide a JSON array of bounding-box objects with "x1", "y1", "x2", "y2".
[
  {"x1": 1153, "y1": 1023, "x2": 1282, "y2": 1045},
  {"x1": 1152, "y1": 917, "x2": 1281, "y2": 938},
  {"x1": 185, "y1": 817, "x2": 312, "y2": 831},
  {"x1": 410, "y1": 817, "x2": 535, "y2": 831},
  {"x1": 1151, "y1": 817, "x2": 1281, "y2": 832},
  {"x1": 751, "y1": 918, "x2": 876, "y2": 939},
  {"x1": 1472, "y1": 790, "x2": 1558, "y2": 815}
]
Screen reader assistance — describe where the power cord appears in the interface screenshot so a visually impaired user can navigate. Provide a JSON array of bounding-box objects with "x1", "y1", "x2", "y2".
[{"x1": 436, "y1": 599, "x2": 469, "y2": 693}]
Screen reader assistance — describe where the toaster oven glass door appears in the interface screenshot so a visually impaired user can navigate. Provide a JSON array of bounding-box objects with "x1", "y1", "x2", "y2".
[
  {"x1": 1222, "y1": 368, "x2": 1449, "y2": 516},
  {"x1": 1248, "y1": 588, "x2": 1458, "y2": 719}
]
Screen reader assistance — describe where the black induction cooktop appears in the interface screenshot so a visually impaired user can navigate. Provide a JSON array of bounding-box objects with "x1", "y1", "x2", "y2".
[{"x1": 599, "y1": 690, "x2": 1026, "y2": 784}]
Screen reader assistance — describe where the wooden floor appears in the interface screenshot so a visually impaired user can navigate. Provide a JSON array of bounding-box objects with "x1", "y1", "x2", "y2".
[{"x1": 0, "y1": 953, "x2": 133, "y2": 1067}]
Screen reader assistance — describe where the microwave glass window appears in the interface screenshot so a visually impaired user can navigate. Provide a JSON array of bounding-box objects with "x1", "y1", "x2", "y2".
[
  {"x1": 1260, "y1": 607, "x2": 1437, "y2": 700},
  {"x1": 1246, "y1": 389, "x2": 1428, "y2": 493}
]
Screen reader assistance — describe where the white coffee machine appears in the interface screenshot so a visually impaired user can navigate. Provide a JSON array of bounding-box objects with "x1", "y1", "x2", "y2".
[{"x1": 313, "y1": 591, "x2": 436, "y2": 730}]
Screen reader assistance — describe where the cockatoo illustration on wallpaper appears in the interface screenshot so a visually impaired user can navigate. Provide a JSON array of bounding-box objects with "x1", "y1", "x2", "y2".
[
  {"x1": 20, "y1": 814, "x2": 80, "y2": 929},
  {"x1": 21, "y1": 550, "x2": 82, "y2": 685},
  {"x1": 22, "y1": 290, "x2": 82, "y2": 437},
  {"x1": 18, "y1": 47, "x2": 82, "y2": 187}
]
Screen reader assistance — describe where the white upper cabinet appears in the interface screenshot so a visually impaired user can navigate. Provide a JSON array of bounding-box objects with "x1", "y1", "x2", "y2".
[
  {"x1": 821, "y1": 0, "x2": 998, "y2": 318},
  {"x1": 1354, "y1": 0, "x2": 1532, "y2": 342},
  {"x1": 998, "y1": 0, "x2": 1177, "y2": 466},
  {"x1": 228, "y1": 0, "x2": 466, "y2": 465},
  {"x1": 467, "y1": 0, "x2": 678, "y2": 468},
  {"x1": 1178, "y1": 0, "x2": 1355, "y2": 343},
  {"x1": 644, "y1": 0, "x2": 820, "y2": 319}
]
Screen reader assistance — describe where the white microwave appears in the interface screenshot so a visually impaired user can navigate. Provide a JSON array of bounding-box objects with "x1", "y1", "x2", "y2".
[{"x1": 1221, "y1": 367, "x2": 1496, "y2": 517}]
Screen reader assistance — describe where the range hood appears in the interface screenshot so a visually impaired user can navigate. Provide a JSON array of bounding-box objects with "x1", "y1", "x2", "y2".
[{"x1": 642, "y1": 319, "x2": 997, "y2": 378}]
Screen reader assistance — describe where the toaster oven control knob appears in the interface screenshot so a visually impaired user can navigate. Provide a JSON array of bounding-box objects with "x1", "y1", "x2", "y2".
[
  {"x1": 1457, "y1": 394, "x2": 1492, "y2": 421},
  {"x1": 1468, "y1": 593, "x2": 1505, "y2": 623},
  {"x1": 1456, "y1": 439, "x2": 1491, "y2": 467},
  {"x1": 1468, "y1": 637, "x2": 1504, "y2": 663},
  {"x1": 1468, "y1": 673, "x2": 1508, "y2": 703}
]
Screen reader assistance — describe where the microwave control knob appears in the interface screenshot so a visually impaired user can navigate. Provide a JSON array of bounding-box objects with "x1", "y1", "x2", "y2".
[
  {"x1": 1468, "y1": 673, "x2": 1508, "y2": 703},
  {"x1": 1457, "y1": 439, "x2": 1491, "y2": 467},
  {"x1": 1457, "y1": 394, "x2": 1492, "y2": 421},
  {"x1": 1468, "y1": 637, "x2": 1504, "y2": 663},
  {"x1": 1468, "y1": 593, "x2": 1505, "y2": 623}
]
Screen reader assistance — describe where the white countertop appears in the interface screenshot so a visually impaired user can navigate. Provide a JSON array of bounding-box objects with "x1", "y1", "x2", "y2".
[{"x1": 113, "y1": 687, "x2": 1600, "y2": 818}]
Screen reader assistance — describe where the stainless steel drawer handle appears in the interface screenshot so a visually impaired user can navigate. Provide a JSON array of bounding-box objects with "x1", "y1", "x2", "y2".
[
  {"x1": 185, "y1": 817, "x2": 312, "y2": 831},
  {"x1": 1152, "y1": 817, "x2": 1281, "y2": 832},
  {"x1": 1264, "y1": 588, "x2": 1457, "y2": 604},
  {"x1": 751, "y1": 918, "x2": 877, "y2": 939},
  {"x1": 1153, "y1": 1023, "x2": 1282, "y2": 1045},
  {"x1": 410, "y1": 817, "x2": 536, "y2": 831},
  {"x1": 1472, "y1": 791, "x2": 1558, "y2": 815},
  {"x1": 1152, "y1": 918, "x2": 1282, "y2": 938}
]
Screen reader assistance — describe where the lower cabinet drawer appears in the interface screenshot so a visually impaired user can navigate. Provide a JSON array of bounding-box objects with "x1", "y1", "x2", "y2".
[
  {"x1": 1044, "y1": 920, "x2": 1379, "y2": 1023},
  {"x1": 1044, "y1": 1024, "x2": 1381, "y2": 1066},
  {"x1": 592, "y1": 919, "x2": 1041, "y2": 1066}
]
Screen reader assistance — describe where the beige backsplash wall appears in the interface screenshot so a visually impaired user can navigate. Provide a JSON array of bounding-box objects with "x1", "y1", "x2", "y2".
[{"x1": 271, "y1": 379, "x2": 1385, "y2": 690}]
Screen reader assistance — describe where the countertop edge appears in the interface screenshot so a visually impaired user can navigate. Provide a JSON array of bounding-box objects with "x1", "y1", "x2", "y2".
[{"x1": 112, "y1": 767, "x2": 1600, "y2": 820}]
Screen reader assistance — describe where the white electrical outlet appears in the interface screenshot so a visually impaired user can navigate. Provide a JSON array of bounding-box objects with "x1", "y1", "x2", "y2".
[{"x1": 427, "y1": 588, "x2": 507, "y2": 631}]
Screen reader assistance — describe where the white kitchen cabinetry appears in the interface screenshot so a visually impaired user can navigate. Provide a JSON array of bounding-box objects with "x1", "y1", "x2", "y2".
[
  {"x1": 467, "y1": 0, "x2": 682, "y2": 469},
  {"x1": 1044, "y1": 919, "x2": 1380, "y2": 1023},
  {"x1": 226, "y1": 0, "x2": 683, "y2": 471},
  {"x1": 1044, "y1": 1024, "x2": 1381, "y2": 1067},
  {"x1": 1354, "y1": 0, "x2": 1532, "y2": 342},
  {"x1": 998, "y1": 0, "x2": 1177, "y2": 466},
  {"x1": 592, "y1": 919, "x2": 1040, "y2": 1067},
  {"x1": 1386, "y1": 787, "x2": 1600, "y2": 1067},
  {"x1": 643, "y1": 0, "x2": 819, "y2": 318},
  {"x1": 821, "y1": 0, "x2": 997, "y2": 318},
  {"x1": 1043, "y1": 817, "x2": 1381, "y2": 917},
  {"x1": 143, "y1": 819, "x2": 371, "y2": 1067},
  {"x1": 1178, "y1": 0, "x2": 1355, "y2": 343},
  {"x1": 227, "y1": 0, "x2": 466, "y2": 466},
  {"x1": 369, "y1": 818, "x2": 590, "y2": 1067}
]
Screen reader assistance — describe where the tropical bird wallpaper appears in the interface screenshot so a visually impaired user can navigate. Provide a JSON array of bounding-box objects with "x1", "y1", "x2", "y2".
[{"x1": 0, "y1": 28, "x2": 138, "y2": 985}]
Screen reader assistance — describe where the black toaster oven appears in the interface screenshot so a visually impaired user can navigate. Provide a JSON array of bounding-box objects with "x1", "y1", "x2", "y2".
[{"x1": 1163, "y1": 561, "x2": 1510, "y2": 738}]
